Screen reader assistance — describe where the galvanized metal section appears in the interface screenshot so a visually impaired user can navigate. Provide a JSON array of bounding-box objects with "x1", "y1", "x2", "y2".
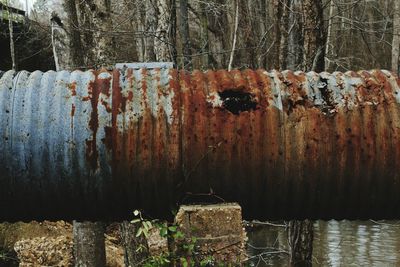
[
  {"x1": 1, "y1": 68, "x2": 400, "y2": 221},
  {"x1": 115, "y1": 62, "x2": 174, "y2": 69}
]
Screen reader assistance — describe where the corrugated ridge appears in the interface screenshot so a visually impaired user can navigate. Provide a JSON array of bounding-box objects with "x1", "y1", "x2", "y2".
[{"x1": 0, "y1": 69, "x2": 399, "y2": 221}]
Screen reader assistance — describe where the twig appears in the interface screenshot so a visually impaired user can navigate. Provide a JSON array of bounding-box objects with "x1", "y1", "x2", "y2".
[
  {"x1": 370, "y1": 219, "x2": 400, "y2": 227},
  {"x1": 183, "y1": 191, "x2": 226, "y2": 203},
  {"x1": 228, "y1": 0, "x2": 239, "y2": 71},
  {"x1": 244, "y1": 250, "x2": 289, "y2": 262},
  {"x1": 179, "y1": 141, "x2": 223, "y2": 188},
  {"x1": 244, "y1": 220, "x2": 287, "y2": 228},
  {"x1": 247, "y1": 243, "x2": 284, "y2": 251}
]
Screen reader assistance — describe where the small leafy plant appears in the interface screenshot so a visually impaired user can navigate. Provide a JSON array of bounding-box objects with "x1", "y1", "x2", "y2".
[
  {"x1": 131, "y1": 210, "x2": 153, "y2": 238},
  {"x1": 131, "y1": 210, "x2": 216, "y2": 266}
]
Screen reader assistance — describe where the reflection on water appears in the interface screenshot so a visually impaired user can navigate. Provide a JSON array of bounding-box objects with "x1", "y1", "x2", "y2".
[{"x1": 246, "y1": 220, "x2": 400, "y2": 266}]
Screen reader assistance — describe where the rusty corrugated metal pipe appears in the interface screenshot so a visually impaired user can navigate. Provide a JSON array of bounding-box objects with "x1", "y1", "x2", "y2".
[{"x1": 1, "y1": 68, "x2": 400, "y2": 221}]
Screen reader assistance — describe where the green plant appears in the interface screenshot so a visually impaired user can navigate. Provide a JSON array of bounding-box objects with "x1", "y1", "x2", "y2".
[
  {"x1": 199, "y1": 256, "x2": 214, "y2": 267},
  {"x1": 131, "y1": 210, "x2": 216, "y2": 266},
  {"x1": 131, "y1": 210, "x2": 153, "y2": 238},
  {"x1": 142, "y1": 253, "x2": 171, "y2": 267}
]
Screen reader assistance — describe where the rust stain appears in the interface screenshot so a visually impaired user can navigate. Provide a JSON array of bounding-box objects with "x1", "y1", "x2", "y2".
[
  {"x1": 138, "y1": 68, "x2": 151, "y2": 170},
  {"x1": 69, "y1": 81, "x2": 77, "y2": 96},
  {"x1": 4, "y1": 68, "x2": 400, "y2": 220},
  {"x1": 86, "y1": 69, "x2": 112, "y2": 170},
  {"x1": 65, "y1": 68, "x2": 400, "y2": 217},
  {"x1": 71, "y1": 103, "x2": 75, "y2": 117},
  {"x1": 108, "y1": 69, "x2": 121, "y2": 172}
]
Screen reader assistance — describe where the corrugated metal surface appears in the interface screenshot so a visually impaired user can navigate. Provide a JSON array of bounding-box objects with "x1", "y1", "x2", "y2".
[
  {"x1": 1, "y1": 68, "x2": 400, "y2": 221},
  {"x1": 115, "y1": 62, "x2": 174, "y2": 69}
]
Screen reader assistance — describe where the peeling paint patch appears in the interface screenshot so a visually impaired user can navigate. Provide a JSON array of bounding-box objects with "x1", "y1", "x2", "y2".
[
  {"x1": 207, "y1": 91, "x2": 224, "y2": 108},
  {"x1": 0, "y1": 68, "x2": 400, "y2": 221}
]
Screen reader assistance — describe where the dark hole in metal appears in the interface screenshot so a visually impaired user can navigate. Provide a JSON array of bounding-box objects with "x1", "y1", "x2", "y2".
[
  {"x1": 318, "y1": 77, "x2": 335, "y2": 115},
  {"x1": 319, "y1": 78, "x2": 330, "y2": 104},
  {"x1": 218, "y1": 90, "x2": 257, "y2": 115}
]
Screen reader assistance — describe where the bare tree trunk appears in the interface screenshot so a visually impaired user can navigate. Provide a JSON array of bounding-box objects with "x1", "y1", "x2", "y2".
[
  {"x1": 135, "y1": 1, "x2": 146, "y2": 62},
  {"x1": 199, "y1": 1, "x2": 210, "y2": 69},
  {"x1": 63, "y1": 0, "x2": 84, "y2": 69},
  {"x1": 155, "y1": 0, "x2": 177, "y2": 63},
  {"x1": 155, "y1": 0, "x2": 173, "y2": 62},
  {"x1": 73, "y1": 221, "x2": 106, "y2": 267},
  {"x1": 392, "y1": 0, "x2": 400, "y2": 75},
  {"x1": 85, "y1": 0, "x2": 115, "y2": 67},
  {"x1": 275, "y1": 0, "x2": 303, "y2": 70},
  {"x1": 278, "y1": 0, "x2": 289, "y2": 70},
  {"x1": 258, "y1": 0, "x2": 267, "y2": 68},
  {"x1": 179, "y1": 0, "x2": 191, "y2": 69},
  {"x1": 76, "y1": 0, "x2": 94, "y2": 67},
  {"x1": 123, "y1": 0, "x2": 139, "y2": 61},
  {"x1": 54, "y1": 0, "x2": 85, "y2": 71},
  {"x1": 6, "y1": 2, "x2": 16, "y2": 70},
  {"x1": 325, "y1": 0, "x2": 335, "y2": 71},
  {"x1": 273, "y1": 0, "x2": 282, "y2": 69},
  {"x1": 228, "y1": 0, "x2": 239, "y2": 71},
  {"x1": 287, "y1": 0, "x2": 302, "y2": 70},
  {"x1": 145, "y1": 0, "x2": 157, "y2": 61},
  {"x1": 302, "y1": 0, "x2": 325, "y2": 72},
  {"x1": 169, "y1": 0, "x2": 177, "y2": 65},
  {"x1": 286, "y1": 1, "x2": 325, "y2": 266},
  {"x1": 51, "y1": 15, "x2": 71, "y2": 70},
  {"x1": 288, "y1": 220, "x2": 313, "y2": 266},
  {"x1": 237, "y1": 0, "x2": 256, "y2": 69}
]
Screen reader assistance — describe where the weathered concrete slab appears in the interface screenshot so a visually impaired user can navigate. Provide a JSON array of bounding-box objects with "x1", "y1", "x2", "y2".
[{"x1": 175, "y1": 203, "x2": 247, "y2": 263}]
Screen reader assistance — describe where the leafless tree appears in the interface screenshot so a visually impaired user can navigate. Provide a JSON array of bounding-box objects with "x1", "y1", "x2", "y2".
[
  {"x1": 5, "y1": 0, "x2": 16, "y2": 70},
  {"x1": 392, "y1": 0, "x2": 400, "y2": 74},
  {"x1": 179, "y1": 0, "x2": 191, "y2": 69}
]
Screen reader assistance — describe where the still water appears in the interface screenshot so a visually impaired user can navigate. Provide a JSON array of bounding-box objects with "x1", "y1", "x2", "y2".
[{"x1": 246, "y1": 220, "x2": 400, "y2": 266}]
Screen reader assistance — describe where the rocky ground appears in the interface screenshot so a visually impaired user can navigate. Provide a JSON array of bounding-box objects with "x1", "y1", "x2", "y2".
[
  {"x1": 0, "y1": 221, "x2": 124, "y2": 267},
  {"x1": 0, "y1": 204, "x2": 248, "y2": 266}
]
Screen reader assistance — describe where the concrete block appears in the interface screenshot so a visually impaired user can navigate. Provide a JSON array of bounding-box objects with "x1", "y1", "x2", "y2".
[{"x1": 175, "y1": 203, "x2": 247, "y2": 263}]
